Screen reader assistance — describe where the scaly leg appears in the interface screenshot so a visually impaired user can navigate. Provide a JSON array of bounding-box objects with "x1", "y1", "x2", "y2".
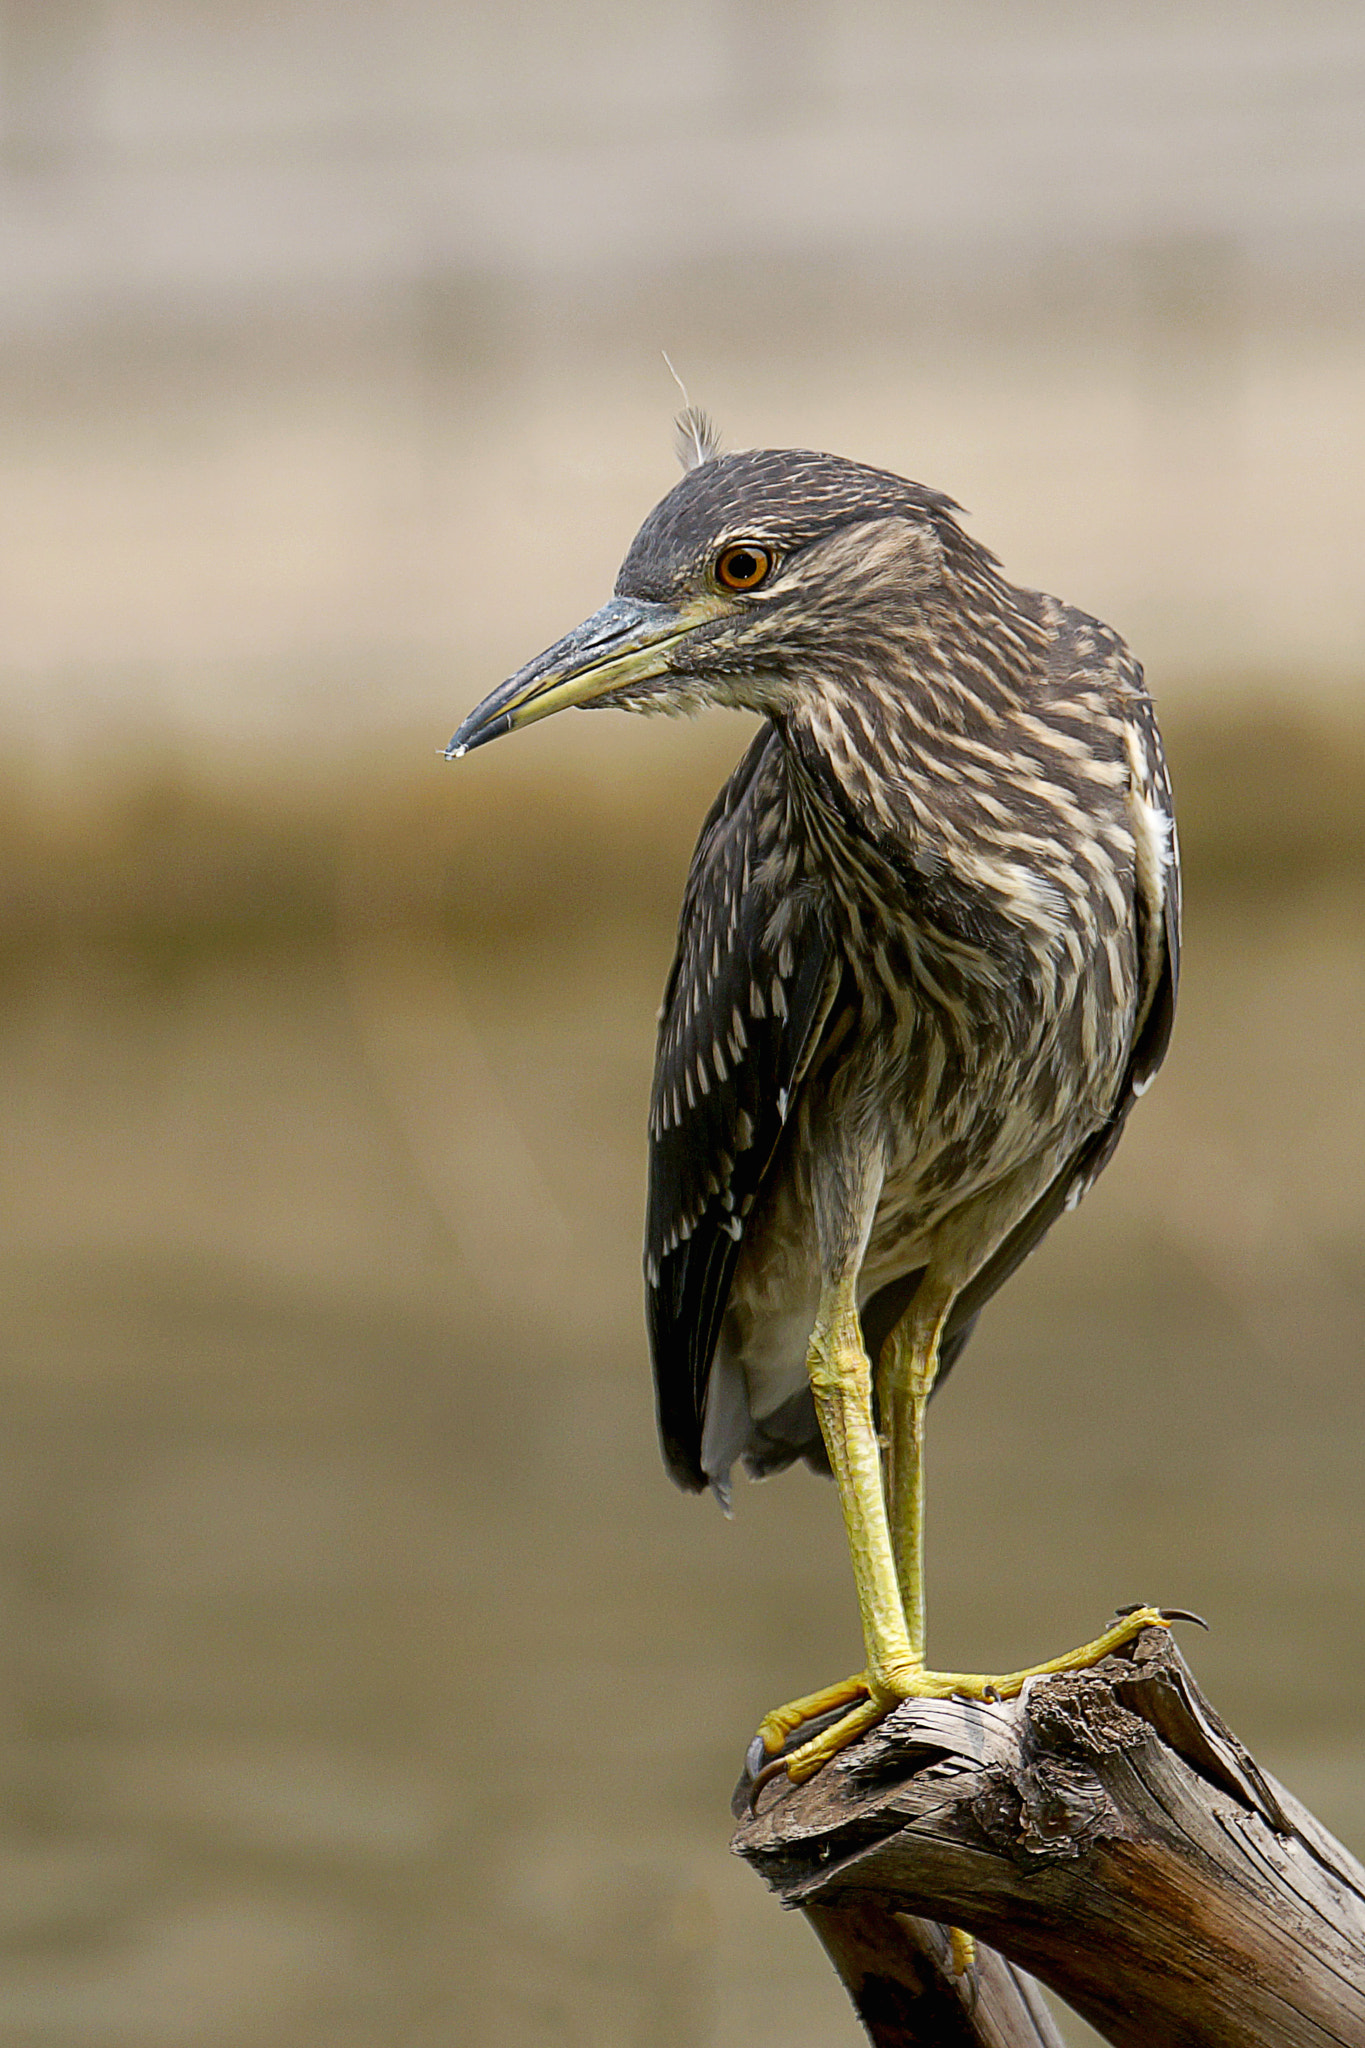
[
  {"x1": 756, "y1": 1273, "x2": 1171, "y2": 1791},
  {"x1": 755, "y1": 1275, "x2": 921, "y2": 1776},
  {"x1": 881, "y1": 1286, "x2": 1167, "y2": 1730},
  {"x1": 879, "y1": 1284, "x2": 949, "y2": 1659}
]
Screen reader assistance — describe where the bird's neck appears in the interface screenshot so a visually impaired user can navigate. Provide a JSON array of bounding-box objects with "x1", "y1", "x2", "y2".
[{"x1": 770, "y1": 664, "x2": 1104, "y2": 976}]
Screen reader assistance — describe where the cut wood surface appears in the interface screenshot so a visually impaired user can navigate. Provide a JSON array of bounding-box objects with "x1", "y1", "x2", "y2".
[{"x1": 732, "y1": 1628, "x2": 1365, "y2": 2048}]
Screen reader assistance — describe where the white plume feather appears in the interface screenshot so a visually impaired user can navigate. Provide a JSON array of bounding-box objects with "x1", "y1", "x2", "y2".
[{"x1": 662, "y1": 352, "x2": 722, "y2": 471}]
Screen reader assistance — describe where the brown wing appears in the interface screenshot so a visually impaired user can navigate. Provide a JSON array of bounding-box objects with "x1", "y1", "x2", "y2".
[{"x1": 646, "y1": 727, "x2": 836, "y2": 1490}]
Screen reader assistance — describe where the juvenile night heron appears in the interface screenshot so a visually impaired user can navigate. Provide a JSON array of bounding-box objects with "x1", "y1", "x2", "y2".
[{"x1": 447, "y1": 420, "x2": 1180, "y2": 1787}]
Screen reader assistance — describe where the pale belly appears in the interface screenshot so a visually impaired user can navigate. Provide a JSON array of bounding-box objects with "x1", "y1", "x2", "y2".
[
  {"x1": 698, "y1": 946, "x2": 1135, "y2": 1489},
  {"x1": 704, "y1": 1054, "x2": 1112, "y2": 1479}
]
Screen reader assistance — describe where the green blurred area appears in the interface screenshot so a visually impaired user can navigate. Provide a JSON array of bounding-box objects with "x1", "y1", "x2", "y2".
[{"x1": 4, "y1": 701, "x2": 1365, "y2": 953}]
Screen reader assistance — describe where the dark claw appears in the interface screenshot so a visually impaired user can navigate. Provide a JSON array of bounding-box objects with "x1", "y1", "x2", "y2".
[
  {"x1": 746, "y1": 1753, "x2": 792, "y2": 1814},
  {"x1": 981, "y1": 1684, "x2": 1001, "y2": 1703},
  {"x1": 744, "y1": 1734, "x2": 767, "y2": 1780},
  {"x1": 1113, "y1": 1601, "x2": 1209, "y2": 1632}
]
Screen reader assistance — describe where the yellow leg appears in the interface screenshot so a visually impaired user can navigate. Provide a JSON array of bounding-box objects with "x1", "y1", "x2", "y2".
[
  {"x1": 804, "y1": 1275, "x2": 919, "y2": 1694},
  {"x1": 880, "y1": 1288, "x2": 948, "y2": 1656},
  {"x1": 875, "y1": 1286, "x2": 1173, "y2": 1705},
  {"x1": 753, "y1": 1277, "x2": 919, "y2": 1777},
  {"x1": 753, "y1": 1275, "x2": 1172, "y2": 1792}
]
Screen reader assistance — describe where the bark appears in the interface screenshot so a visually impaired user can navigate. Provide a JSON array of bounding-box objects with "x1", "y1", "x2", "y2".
[{"x1": 732, "y1": 1628, "x2": 1365, "y2": 2047}]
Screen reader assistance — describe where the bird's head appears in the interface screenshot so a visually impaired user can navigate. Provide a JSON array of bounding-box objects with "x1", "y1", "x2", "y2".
[{"x1": 446, "y1": 444, "x2": 971, "y2": 757}]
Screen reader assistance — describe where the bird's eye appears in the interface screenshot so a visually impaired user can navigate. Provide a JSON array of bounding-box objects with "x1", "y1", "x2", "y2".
[{"x1": 715, "y1": 542, "x2": 775, "y2": 592}]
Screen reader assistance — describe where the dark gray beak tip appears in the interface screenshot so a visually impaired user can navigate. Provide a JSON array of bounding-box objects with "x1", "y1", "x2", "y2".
[
  {"x1": 443, "y1": 594, "x2": 684, "y2": 762},
  {"x1": 444, "y1": 710, "x2": 512, "y2": 759}
]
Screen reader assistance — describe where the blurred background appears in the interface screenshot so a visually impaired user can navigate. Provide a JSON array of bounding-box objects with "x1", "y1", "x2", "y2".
[{"x1": 1, "y1": 3, "x2": 1363, "y2": 2043}]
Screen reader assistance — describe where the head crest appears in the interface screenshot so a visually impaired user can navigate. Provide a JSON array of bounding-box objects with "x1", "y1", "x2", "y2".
[
  {"x1": 661, "y1": 353, "x2": 722, "y2": 472},
  {"x1": 673, "y1": 405, "x2": 723, "y2": 473}
]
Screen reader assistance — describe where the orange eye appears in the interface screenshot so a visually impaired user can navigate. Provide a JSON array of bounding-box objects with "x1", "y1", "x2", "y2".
[{"x1": 715, "y1": 541, "x2": 775, "y2": 592}]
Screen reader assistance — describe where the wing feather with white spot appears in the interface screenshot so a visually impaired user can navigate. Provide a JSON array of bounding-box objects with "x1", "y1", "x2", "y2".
[{"x1": 646, "y1": 727, "x2": 835, "y2": 1491}]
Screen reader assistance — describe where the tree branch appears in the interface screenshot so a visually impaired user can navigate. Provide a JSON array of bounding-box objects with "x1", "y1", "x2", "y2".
[{"x1": 732, "y1": 1628, "x2": 1365, "y2": 2047}]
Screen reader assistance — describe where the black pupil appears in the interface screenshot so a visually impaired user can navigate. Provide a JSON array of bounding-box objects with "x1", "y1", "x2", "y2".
[{"x1": 726, "y1": 548, "x2": 763, "y2": 585}]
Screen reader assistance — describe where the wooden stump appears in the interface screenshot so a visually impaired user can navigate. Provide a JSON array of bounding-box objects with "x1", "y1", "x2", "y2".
[{"x1": 732, "y1": 1628, "x2": 1365, "y2": 2047}]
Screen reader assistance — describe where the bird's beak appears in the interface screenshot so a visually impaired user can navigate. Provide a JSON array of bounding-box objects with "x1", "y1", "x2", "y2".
[{"x1": 446, "y1": 594, "x2": 704, "y2": 757}]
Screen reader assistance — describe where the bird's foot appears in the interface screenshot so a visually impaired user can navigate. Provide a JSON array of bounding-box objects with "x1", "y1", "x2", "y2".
[{"x1": 750, "y1": 1605, "x2": 1176, "y2": 1800}]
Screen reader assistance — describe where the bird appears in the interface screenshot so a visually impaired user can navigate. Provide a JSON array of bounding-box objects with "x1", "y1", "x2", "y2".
[{"x1": 446, "y1": 417, "x2": 1180, "y2": 1788}]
